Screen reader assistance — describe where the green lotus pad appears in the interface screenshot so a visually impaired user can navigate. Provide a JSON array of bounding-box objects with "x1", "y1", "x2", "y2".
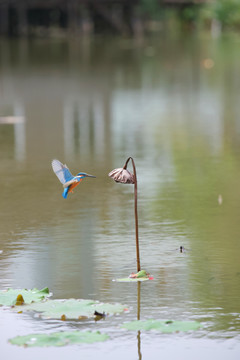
[
  {"x1": 121, "y1": 319, "x2": 202, "y2": 333},
  {"x1": 9, "y1": 330, "x2": 109, "y2": 347},
  {"x1": 114, "y1": 269, "x2": 153, "y2": 282},
  {"x1": 114, "y1": 277, "x2": 151, "y2": 282},
  {"x1": 0, "y1": 288, "x2": 50, "y2": 306},
  {"x1": 13, "y1": 299, "x2": 128, "y2": 319}
]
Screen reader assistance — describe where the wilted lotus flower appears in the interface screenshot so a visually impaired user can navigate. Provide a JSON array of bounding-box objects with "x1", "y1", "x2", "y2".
[
  {"x1": 108, "y1": 167, "x2": 135, "y2": 184},
  {"x1": 108, "y1": 157, "x2": 141, "y2": 273}
]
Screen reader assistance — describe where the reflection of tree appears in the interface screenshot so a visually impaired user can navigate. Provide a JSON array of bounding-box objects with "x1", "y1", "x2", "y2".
[
  {"x1": 63, "y1": 93, "x2": 111, "y2": 163},
  {"x1": 0, "y1": 102, "x2": 26, "y2": 161}
]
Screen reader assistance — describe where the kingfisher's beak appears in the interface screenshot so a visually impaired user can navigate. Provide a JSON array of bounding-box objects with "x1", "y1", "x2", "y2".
[{"x1": 85, "y1": 174, "x2": 96, "y2": 178}]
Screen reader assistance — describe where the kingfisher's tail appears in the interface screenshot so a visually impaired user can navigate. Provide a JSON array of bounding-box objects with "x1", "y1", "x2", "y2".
[{"x1": 62, "y1": 188, "x2": 69, "y2": 199}]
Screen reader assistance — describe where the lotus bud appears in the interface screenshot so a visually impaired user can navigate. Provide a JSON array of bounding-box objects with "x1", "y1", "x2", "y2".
[
  {"x1": 108, "y1": 167, "x2": 135, "y2": 184},
  {"x1": 15, "y1": 294, "x2": 24, "y2": 306}
]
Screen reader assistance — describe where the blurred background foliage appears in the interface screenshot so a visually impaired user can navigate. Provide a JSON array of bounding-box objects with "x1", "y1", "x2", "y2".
[
  {"x1": 1, "y1": 0, "x2": 240, "y2": 37},
  {"x1": 139, "y1": 0, "x2": 240, "y2": 32},
  {"x1": 200, "y1": 0, "x2": 240, "y2": 29}
]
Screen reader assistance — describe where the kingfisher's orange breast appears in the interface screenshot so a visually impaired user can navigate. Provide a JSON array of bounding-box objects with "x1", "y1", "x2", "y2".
[{"x1": 68, "y1": 179, "x2": 82, "y2": 193}]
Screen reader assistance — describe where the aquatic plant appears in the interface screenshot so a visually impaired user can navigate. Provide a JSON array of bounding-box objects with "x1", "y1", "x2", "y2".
[
  {"x1": 0, "y1": 287, "x2": 50, "y2": 306},
  {"x1": 9, "y1": 330, "x2": 109, "y2": 347},
  {"x1": 11, "y1": 298, "x2": 128, "y2": 320},
  {"x1": 109, "y1": 157, "x2": 141, "y2": 273},
  {"x1": 114, "y1": 270, "x2": 153, "y2": 282}
]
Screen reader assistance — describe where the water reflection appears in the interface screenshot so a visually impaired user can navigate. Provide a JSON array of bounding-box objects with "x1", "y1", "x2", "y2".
[
  {"x1": 0, "y1": 36, "x2": 239, "y2": 164},
  {"x1": 0, "y1": 106, "x2": 25, "y2": 161},
  {"x1": 63, "y1": 95, "x2": 106, "y2": 159},
  {"x1": 137, "y1": 282, "x2": 142, "y2": 360}
]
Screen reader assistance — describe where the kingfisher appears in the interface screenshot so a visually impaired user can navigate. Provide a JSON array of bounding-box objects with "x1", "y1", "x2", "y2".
[{"x1": 52, "y1": 159, "x2": 96, "y2": 199}]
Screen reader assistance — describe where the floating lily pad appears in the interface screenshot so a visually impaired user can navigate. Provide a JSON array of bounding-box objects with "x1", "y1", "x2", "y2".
[
  {"x1": 13, "y1": 298, "x2": 127, "y2": 319},
  {"x1": 114, "y1": 277, "x2": 151, "y2": 282},
  {"x1": 0, "y1": 288, "x2": 51, "y2": 306},
  {"x1": 114, "y1": 270, "x2": 153, "y2": 282},
  {"x1": 121, "y1": 319, "x2": 201, "y2": 333},
  {"x1": 9, "y1": 330, "x2": 109, "y2": 347}
]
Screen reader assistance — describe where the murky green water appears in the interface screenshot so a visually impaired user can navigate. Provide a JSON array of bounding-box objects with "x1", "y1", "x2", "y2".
[{"x1": 0, "y1": 32, "x2": 240, "y2": 359}]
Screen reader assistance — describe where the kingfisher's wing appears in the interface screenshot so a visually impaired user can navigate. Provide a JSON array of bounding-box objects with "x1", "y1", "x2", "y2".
[{"x1": 52, "y1": 159, "x2": 74, "y2": 185}]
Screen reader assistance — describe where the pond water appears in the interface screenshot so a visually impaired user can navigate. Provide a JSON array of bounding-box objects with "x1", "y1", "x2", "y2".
[{"x1": 0, "y1": 32, "x2": 240, "y2": 359}]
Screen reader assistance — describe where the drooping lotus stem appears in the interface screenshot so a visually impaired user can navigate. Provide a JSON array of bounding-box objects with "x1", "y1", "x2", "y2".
[
  {"x1": 123, "y1": 157, "x2": 140, "y2": 272},
  {"x1": 108, "y1": 156, "x2": 141, "y2": 272}
]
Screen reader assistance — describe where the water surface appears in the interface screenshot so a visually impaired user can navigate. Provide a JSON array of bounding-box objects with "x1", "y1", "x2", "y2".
[{"x1": 0, "y1": 32, "x2": 240, "y2": 359}]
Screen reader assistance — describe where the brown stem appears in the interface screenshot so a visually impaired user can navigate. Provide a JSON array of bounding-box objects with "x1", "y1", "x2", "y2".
[{"x1": 124, "y1": 157, "x2": 141, "y2": 272}]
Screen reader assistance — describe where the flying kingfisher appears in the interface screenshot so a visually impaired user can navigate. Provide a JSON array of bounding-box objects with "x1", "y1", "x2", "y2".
[{"x1": 52, "y1": 159, "x2": 96, "y2": 199}]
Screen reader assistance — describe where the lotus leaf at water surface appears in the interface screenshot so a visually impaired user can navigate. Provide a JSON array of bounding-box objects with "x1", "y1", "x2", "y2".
[
  {"x1": 9, "y1": 330, "x2": 109, "y2": 347},
  {"x1": 12, "y1": 298, "x2": 128, "y2": 320},
  {"x1": 0, "y1": 288, "x2": 51, "y2": 306}
]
